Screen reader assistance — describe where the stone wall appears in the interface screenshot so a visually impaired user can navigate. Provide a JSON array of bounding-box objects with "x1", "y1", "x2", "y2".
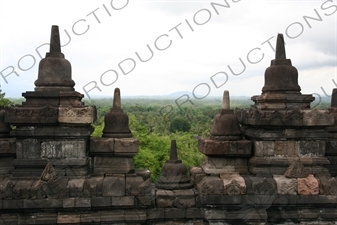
[{"x1": 1, "y1": 28, "x2": 337, "y2": 225}]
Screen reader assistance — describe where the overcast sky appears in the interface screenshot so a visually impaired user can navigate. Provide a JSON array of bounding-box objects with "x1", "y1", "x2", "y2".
[{"x1": 0, "y1": 0, "x2": 336, "y2": 101}]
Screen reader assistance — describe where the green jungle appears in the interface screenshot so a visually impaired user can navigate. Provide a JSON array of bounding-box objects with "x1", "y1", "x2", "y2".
[{"x1": 2, "y1": 90, "x2": 331, "y2": 181}]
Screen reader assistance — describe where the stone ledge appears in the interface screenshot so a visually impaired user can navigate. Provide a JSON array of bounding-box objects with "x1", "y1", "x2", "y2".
[
  {"x1": 198, "y1": 138, "x2": 251, "y2": 157},
  {"x1": 236, "y1": 108, "x2": 333, "y2": 127},
  {"x1": 90, "y1": 137, "x2": 139, "y2": 156}
]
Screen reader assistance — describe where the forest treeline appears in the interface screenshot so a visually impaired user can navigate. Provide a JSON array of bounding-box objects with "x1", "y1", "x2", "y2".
[{"x1": 7, "y1": 96, "x2": 331, "y2": 181}]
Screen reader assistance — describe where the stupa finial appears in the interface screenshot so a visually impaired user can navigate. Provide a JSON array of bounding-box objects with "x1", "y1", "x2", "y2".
[
  {"x1": 222, "y1": 90, "x2": 230, "y2": 110},
  {"x1": 275, "y1": 33, "x2": 286, "y2": 59},
  {"x1": 49, "y1": 25, "x2": 61, "y2": 54},
  {"x1": 170, "y1": 140, "x2": 178, "y2": 160},
  {"x1": 113, "y1": 88, "x2": 122, "y2": 109}
]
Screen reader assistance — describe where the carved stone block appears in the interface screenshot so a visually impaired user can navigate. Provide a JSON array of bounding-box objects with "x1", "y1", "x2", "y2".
[
  {"x1": 114, "y1": 138, "x2": 139, "y2": 154},
  {"x1": 297, "y1": 175, "x2": 319, "y2": 195},
  {"x1": 0, "y1": 138, "x2": 16, "y2": 155},
  {"x1": 302, "y1": 109, "x2": 334, "y2": 126},
  {"x1": 228, "y1": 140, "x2": 251, "y2": 156},
  {"x1": 5, "y1": 105, "x2": 58, "y2": 125},
  {"x1": 126, "y1": 175, "x2": 144, "y2": 196},
  {"x1": 202, "y1": 157, "x2": 236, "y2": 174},
  {"x1": 198, "y1": 138, "x2": 229, "y2": 155},
  {"x1": 189, "y1": 167, "x2": 206, "y2": 185},
  {"x1": 102, "y1": 175, "x2": 125, "y2": 197},
  {"x1": 67, "y1": 178, "x2": 85, "y2": 198},
  {"x1": 111, "y1": 196, "x2": 135, "y2": 207},
  {"x1": 0, "y1": 178, "x2": 14, "y2": 200},
  {"x1": 274, "y1": 141, "x2": 298, "y2": 156},
  {"x1": 299, "y1": 140, "x2": 325, "y2": 156},
  {"x1": 90, "y1": 137, "x2": 114, "y2": 154},
  {"x1": 83, "y1": 176, "x2": 103, "y2": 197},
  {"x1": 273, "y1": 175, "x2": 297, "y2": 195},
  {"x1": 317, "y1": 176, "x2": 337, "y2": 195},
  {"x1": 254, "y1": 141, "x2": 274, "y2": 156},
  {"x1": 220, "y1": 173, "x2": 246, "y2": 195},
  {"x1": 251, "y1": 177, "x2": 277, "y2": 195},
  {"x1": 172, "y1": 189, "x2": 195, "y2": 208},
  {"x1": 156, "y1": 189, "x2": 175, "y2": 207},
  {"x1": 58, "y1": 106, "x2": 95, "y2": 124},
  {"x1": 20, "y1": 139, "x2": 41, "y2": 159},
  {"x1": 93, "y1": 157, "x2": 134, "y2": 174},
  {"x1": 275, "y1": 141, "x2": 287, "y2": 156},
  {"x1": 284, "y1": 158, "x2": 309, "y2": 178},
  {"x1": 197, "y1": 176, "x2": 224, "y2": 195},
  {"x1": 199, "y1": 138, "x2": 251, "y2": 157},
  {"x1": 41, "y1": 140, "x2": 86, "y2": 158},
  {"x1": 42, "y1": 177, "x2": 68, "y2": 199}
]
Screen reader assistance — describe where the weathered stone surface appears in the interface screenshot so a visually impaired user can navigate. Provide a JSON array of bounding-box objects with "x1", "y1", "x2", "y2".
[
  {"x1": 202, "y1": 156, "x2": 248, "y2": 174},
  {"x1": 80, "y1": 212, "x2": 101, "y2": 223},
  {"x1": 172, "y1": 189, "x2": 195, "y2": 208},
  {"x1": 90, "y1": 137, "x2": 114, "y2": 154},
  {"x1": 254, "y1": 141, "x2": 274, "y2": 156},
  {"x1": 19, "y1": 139, "x2": 40, "y2": 159},
  {"x1": 41, "y1": 177, "x2": 68, "y2": 199},
  {"x1": 274, "y1": 141, "x2": 298, "y2": 156},
  {"x1": 300, "y1": 208, "x2": 320, "y2": 220},
  {"x1": 5, "y1": 105, "x2": 59, "y2": 125},
  {"x1": 111, "y1": 196, "x2": 135, "y2": 207},
  {"x1": 297, "y1": 174, "x2": 319, "y2": 195},
  {"x1": 197, "y1": 176, "x2": 224, "y2": 195},
  {"x1": 115, "y1": 138, "x2": 139, "y2": 153},
  {"x1": 317, "y1": 175, "x2": 337, "y2": 195},
  {"x1": 63, "y1": 198, "x2": 75, "y2": 208},
  {"x1": 100, "y1": 210, "x2": 124, "y2": 222},
  {"x1": 220, "y1": 173, "x2": 246, "y2": 195},
  {"x1": 302, "y1": 109, "x2": 334, "y2": 126},
  {"x1": 198, "y1": 138, "x2": 251, "y2": 157},
  {"x1": 250, "y1": 177, "x2": 277, "y2": 195},
  {"x1": 273, "y1": 175, "x2": 297, "y2": 195},
  {"x1": 299, "y1": 140, "x2": 325, "y2": 156},
  {"x1": 40, "y1": 140, "x2": 86, "y2": 158},
  {"x1": 57, "y1": 212, "x2": 80, "y2": 224},
  {"x1": 0, "y1": 157, "x2": 15, "y2": 175},
  {"x1": 94, "y1": 157, "x2": 134, "y2": 174},
  {"x1": 83, "y1": 176, "x2": 103, "y2": 197},
  {"x1": 284, "y1": 158, "x2": 309, "y2": 178},
  {"x1": 189, "y1": 167, "x2": 206, "y2": 185},
  {"x1": 124, "y1": 209, "x2": 146, "y2": 222},
  {"x1": 156, "y1": 189, "x2": 175, "y2": 208},
  {"x1": 91, "y1": 196, "x2": 111, "y2": 207},
  {"x1": 102, "y1": 175, "x2": 125, "y2": 197},
  {"x1": 126, "y1": 175, "x2": 144, "y2": 196},
  {"x1": 67, "y1": 178, "x2": 85, "y2": 198},
  {"x1": 58, "y1": 106, "x2": 95, "y2": 124},
  {"x1": 198, "y1": 138, "x2": 229, "y2": 155},
  {"x1": 12, "y1": 158, "x2": 48, "y2": 177},
  {"x1": 0, "y1": 138, "x2": 16, "y2": 155}
]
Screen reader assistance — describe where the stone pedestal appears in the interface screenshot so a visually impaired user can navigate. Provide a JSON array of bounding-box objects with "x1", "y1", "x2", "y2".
[
  {"x1": 4, "y1": 26, "x2": 95, "y2": 177},
  {"x1": 198, "y1": 91, "x2": 252, "y2": 176},
  {"x1": 236, "y1": 34, "x2": 333, "y2": 176},
  {"x1": 90, "y1": 137, "x2": 139, "y2": 175}
]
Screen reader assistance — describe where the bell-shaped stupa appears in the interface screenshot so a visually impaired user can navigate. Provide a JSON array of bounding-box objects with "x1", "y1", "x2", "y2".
[
  {"x1": 210, "y1": 91, "x2": 241, "y2": 141},
  {"x1": 34, "y1": 25, "x2": 75, "y2": 91},
  {"x1": 252, "y1": 33, "x2": 314, "y2": 110},
  {"x1": 102, "y1": 88, "x2": 132, "y2": 138}
]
